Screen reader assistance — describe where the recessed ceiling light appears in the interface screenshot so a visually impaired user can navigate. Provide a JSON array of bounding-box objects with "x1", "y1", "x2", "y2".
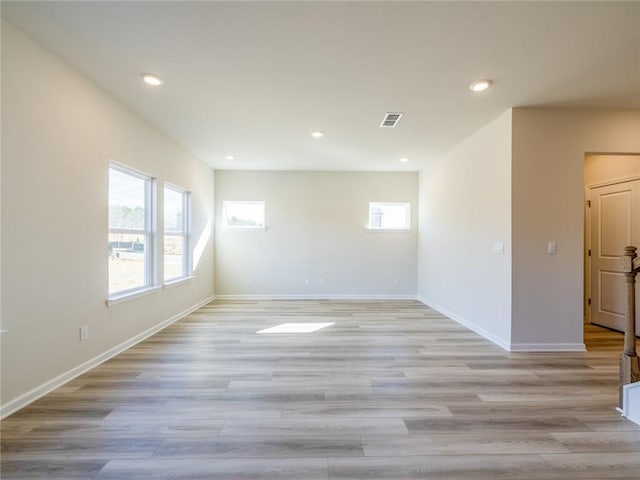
[
  {"x1": 469, "y1": 80, "x2": 491, "y2": 92},
  {"x1": 141, "y1": 73, "x2": 164, "y2": 86},
  {"x1": 225, "y1": 155, "x2": 235, "y2": 161},
  {"x1": 399, "y1": 157, "x2": 409, "y2": 163},
  {"x1": 311, "y1": 130, "x2": 324, "y2": 138}
]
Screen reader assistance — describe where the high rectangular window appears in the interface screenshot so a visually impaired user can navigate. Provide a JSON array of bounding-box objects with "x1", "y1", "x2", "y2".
[
  {"x1": 222, "y1": 201, "x2": 265, "y2": 229},
  {"x1": 164, "y1": 184, "x2": 191, "y2": 281},
  {"x1": 108, "y1": 164, "x2": 154, "y2": 297},
  {"x1": 368, "y1": 202, "x2": 411, "y2": 230}
]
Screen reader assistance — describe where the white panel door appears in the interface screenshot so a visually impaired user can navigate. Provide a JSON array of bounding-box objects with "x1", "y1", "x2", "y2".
[{"x1": 589, "y1": 179, "x2": 640, "y2": 332}]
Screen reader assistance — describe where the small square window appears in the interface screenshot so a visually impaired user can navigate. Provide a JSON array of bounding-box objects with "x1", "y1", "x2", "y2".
[
  {"x1": 368, "y1": 202, "x2": 411, "y2": 230},
  {"x1": 223, "y1": 201, "x2": 265, "y2": 229}
]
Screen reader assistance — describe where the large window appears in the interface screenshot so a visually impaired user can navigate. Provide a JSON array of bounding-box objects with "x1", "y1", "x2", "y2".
[
  {"x1": 222, "y1": 201, "x2": 265, "y2": 229},
  {"x1": 108, "y1": 164, "x2": 154, "y2": 297},
  {"x1": 164, "y1": 184, "x2": 191, "y2": 282},
  {"x1": 368, "y1": 202, "x2": 411, "y2": 230}
]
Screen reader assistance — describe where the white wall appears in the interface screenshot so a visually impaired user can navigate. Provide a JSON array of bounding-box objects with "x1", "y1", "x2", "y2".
[
  {"x1": 1, "y1": 21, "x2": 215, "y2": 414},
  {"x1": 512, "y1": 108, "x2": 640, "y2": 348},
  {"x1": 417, "y1": 110, "x2": 512, "y2": 349},
  {"x1": 215, "y1": 170, "x2": 417, "y2": 297},
  {"x1": 585, "y1": 154, "x2": 640, "y2": 186}
]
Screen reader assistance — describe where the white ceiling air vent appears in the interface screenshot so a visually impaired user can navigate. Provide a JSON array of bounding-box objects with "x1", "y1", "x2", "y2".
[{"x1": 380, "y1": 112, "x2": 403, "y2": 128}]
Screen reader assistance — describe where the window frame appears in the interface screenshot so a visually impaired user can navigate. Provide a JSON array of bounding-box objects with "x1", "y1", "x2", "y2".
[
  {"x1": 367, "y1": 201, "x2": 412, "y2": 231},
  {"x1": 222, "y1": 200, "x2": 266, "y2": 230},
  {"x1": 163, "y1": 183, "x2": 192, "y2": 284},
  {"x1": 108, "y1": 162, "x2": 157, "y2": 302}
]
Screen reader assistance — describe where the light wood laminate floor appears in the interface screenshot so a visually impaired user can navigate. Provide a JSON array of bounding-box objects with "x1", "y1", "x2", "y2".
[{"x1": 2, "y1": 300, "x2": 639, "y2": 479}]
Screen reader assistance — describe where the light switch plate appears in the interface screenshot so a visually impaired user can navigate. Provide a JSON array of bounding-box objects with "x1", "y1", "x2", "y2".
[
  {"x1": 493, "y1": 242, "x2": 505, "y2": 254},
  {"x1": 547, "y1": 242, "x2": 557, "y2": 255}
]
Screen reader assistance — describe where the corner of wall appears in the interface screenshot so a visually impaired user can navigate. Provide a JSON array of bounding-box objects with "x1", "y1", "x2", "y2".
[{"x1": 416, "y1": 110, "x2": 513, "y2": 350}]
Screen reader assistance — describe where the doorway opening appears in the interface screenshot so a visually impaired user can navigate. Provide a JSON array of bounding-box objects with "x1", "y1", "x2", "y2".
[{"x1": 584, "y1": 153, "x2": 640, "y2": 335}]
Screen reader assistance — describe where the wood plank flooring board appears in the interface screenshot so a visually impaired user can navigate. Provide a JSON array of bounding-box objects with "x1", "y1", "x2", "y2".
[
  {"x1": 226, "y1": 379, "x2": 373, "y2": 391},
  {"x1": 43, "y1": 387, "x2": 174, "y2": 399},
  {"x1": 362, "y1": 432, "x2": 571, "y2": 456},
  {"x1": 95, "y1": 458, "x2": 330, "y2": 480},
  {"x1": 104, "y1": 405, "x2": 283, "y2": 421},
  {"x1": 271, "y1": 369, "x2": 408, "y2": 379},
  {"x1": 2, "y1": 300, "x2": 640, "y2": 480},
  {"x1": 403, "y1": 367, "x2": 537, "y2": 378},
  {"x1": 153, "y1": 436, "x2": 364, "y2": 458},
  {"x1": 1, "y1": 460, "x2": 107, "y2": 479},
  {"x1": 584, "y1": 419, "x2": 640, "y2": 432},
  {"x1": 323, "y1": 392, "x2": 483, "y2": 403},
  {"x1": 134, "y1": 372, "x2": 273, "y2": 381},
  {"x1": 371, "y1": 377, "x2": 549, "y2": 389},
  {"x1": 446, "y1": 403, "x2": 626, "y2": 417},
  {"x1": 13, "y1": 420, "x2": 226, "y2": 438},
  {"x1": 401, "y1": 354, "x2": 511, "y2": 361},
  {"x1": 539, "y1": 452, "x2": 640, "y2": 478},
  {"x1": 281, "y1": 404, "x2": 452, "y2": 418},
  {"x1": 2, "y1": 406, "x2": 113, "y2": 421},
  {"x1": 219, "y1": 418, "x2": 410, "y2": 436},
  {"x1": 477, "y1": 392, "x2": 618, "y2": 402},
  {"x1": 404, "y1": 416, "x2": 596, "y2": 434},
  {"x1": 550, "y1": 431, "x2": 640, "y2": 453},
  {"x1": 327, "y1": 455, "x2": 552, "y2": 480}
]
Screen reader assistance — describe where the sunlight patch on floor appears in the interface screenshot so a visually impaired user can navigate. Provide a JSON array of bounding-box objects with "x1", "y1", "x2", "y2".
[{"x1": 257, "y1": 322, "x2": 334, "y2": 334}]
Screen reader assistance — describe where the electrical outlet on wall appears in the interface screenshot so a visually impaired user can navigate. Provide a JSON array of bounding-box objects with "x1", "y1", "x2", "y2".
[{"x1": 80, "y1": 325, "x2": 89, "y2": 342}]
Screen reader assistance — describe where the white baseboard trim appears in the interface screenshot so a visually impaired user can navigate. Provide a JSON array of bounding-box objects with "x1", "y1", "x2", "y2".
[
  {"x1": 416, "y1": 296, "x2": 587, "y2": 353},
  {"x1": 509, "y1": 343, "x2": 586, "y2": 352},
  {"x1": 416, "y1": 296, "x2": 511, "y2": 351},
  {"x1": 0, "y1": 295, "x2": 215, "y2": 419},
  {"x1": 621, "y1": 381, "x2": 640, "y2": 426},
  {"x1": 214, "y1": 294, "x2": 419, "y2": 301}
]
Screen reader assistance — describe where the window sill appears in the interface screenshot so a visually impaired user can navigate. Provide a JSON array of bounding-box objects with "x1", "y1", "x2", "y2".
[
  {"x1": 223, "y1": 226, "x2": 267, "y2": 232},
  {"x1": 107, "y1": 285, "x2": 162, "y2": 306},
  {"x1": 366, "y1": 227, "x2": 412, "y2": 232},
  {"x1": 163, "y1": 275, "x2": 195, "y2": 289}
]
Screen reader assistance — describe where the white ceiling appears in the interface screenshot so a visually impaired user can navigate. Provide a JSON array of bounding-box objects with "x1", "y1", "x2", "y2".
[{"x1": 3, "y1": 1, "x2": 639, "y2": 171}]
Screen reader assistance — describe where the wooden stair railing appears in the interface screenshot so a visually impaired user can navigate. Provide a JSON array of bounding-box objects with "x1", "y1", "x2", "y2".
[{"x1": 620, "y1": 245, "x2": 640, "y2": 409}]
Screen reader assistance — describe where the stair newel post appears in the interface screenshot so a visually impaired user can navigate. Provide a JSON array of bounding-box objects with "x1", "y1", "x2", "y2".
[{"x1": 620, "y1": 245, "x2": 640, "y2": 409}]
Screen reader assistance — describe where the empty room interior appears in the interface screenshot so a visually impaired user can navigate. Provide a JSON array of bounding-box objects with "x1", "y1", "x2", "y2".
[{"x1": 2, "y1": 1, "x2": 640, "y2": 479}]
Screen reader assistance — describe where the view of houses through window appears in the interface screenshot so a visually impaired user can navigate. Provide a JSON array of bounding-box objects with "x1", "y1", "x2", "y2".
[
  {"x1": 368, "y1": 202, "x2": 411, "y2": 230},
  {"x1": 223, "y1": 201, "x2": 265, "y2": 228}
]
